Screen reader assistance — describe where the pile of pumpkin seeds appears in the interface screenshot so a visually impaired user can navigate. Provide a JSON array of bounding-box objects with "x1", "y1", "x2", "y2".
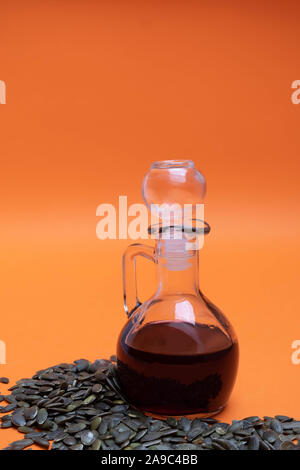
[{"x1": 0, "y1": 357, "x2": 299, "y2": 451}]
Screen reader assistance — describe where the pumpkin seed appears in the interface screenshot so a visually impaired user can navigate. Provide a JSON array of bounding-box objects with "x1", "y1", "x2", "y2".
[
  {"x1": 81, "y1": 429, "x2": 98, "y2": 446},
  {"x1": 36, "y1": 408, "x2": 48, "y2": 425},
  {"x1": 0, "y1": 377, "x2": 9, "y2": 384}
]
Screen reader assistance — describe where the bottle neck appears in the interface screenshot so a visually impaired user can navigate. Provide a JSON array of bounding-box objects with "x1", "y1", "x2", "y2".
[{"x1": 156, "y1": 237, "x2": 199, "y2": 296}]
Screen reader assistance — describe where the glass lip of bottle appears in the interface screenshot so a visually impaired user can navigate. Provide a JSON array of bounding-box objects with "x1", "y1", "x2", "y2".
[
  {"x1": 147, "y1": 219, "x2": 211, "y2": 237},
  {"x1": 150, "y1": 159, "x2": 194, "y2": 169}
]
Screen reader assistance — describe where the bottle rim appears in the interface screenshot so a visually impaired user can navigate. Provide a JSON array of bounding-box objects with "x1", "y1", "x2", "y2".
[
  {"x1": 151, "y1": 160, "x2": 194, "y2": 169},
  {"x1": 147, "y1": 219, "x2": 210, "y2": 236}
]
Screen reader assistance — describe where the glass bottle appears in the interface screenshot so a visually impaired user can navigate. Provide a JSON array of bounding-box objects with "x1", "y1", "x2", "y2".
[{"x1": 116, "y1": 160, "x2": 239, "y2": 416}]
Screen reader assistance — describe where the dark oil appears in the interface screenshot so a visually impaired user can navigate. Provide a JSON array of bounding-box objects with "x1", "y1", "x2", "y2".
[{"x1": 117, "y1": 321, "x2": 239, "y2": 416}]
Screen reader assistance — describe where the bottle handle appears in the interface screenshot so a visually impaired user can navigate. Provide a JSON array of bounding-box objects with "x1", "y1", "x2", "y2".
[{"x1": 123, "y1": 243, "x2": 155, "y2": 318}]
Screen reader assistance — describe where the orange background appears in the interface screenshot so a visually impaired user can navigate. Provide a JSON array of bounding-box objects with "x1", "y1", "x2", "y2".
[{"x1": 1, "y1": 0, "x2": 300, "y2": 448}]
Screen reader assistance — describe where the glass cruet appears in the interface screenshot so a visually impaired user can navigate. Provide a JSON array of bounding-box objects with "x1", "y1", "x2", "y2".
[{"x1": 116, "y1": 160, "x2": 239, "y2": 416}]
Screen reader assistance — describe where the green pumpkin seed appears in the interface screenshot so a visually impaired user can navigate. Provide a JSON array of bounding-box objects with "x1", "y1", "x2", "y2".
[{"x1": 36, "y1": 408, "x2": 48, "y2": 425}]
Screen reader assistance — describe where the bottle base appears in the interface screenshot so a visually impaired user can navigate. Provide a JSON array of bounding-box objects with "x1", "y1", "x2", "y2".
[{"x1": 135, "y1": 404, "x2": 226, "y2": 418}]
